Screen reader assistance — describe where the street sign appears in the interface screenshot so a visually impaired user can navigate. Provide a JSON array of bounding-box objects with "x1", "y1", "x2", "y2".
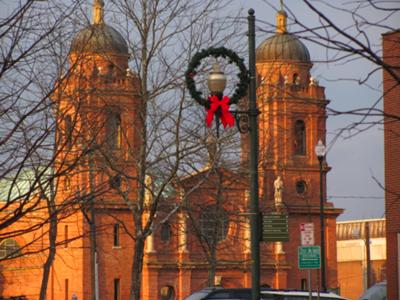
[
  {"x1": 298, "y1": 246, "x2": 321, "y2": 269},
  {"x1": 300, "y1": 223, "x2": 315, "y2": 246},
  {"x1": 261, "y1": 213, "x2": 289, "y2": 242}
]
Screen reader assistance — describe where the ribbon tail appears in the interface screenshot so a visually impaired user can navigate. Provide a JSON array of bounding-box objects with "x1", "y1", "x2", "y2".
[
  {"x1": 220, "y1": 111, "x2": 235, "y2": 128},
  {"x1": 226, "y1": 112, "x2": 235, "y2": 127}
]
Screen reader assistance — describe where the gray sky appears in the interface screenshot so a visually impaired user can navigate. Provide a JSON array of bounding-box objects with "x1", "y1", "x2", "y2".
[{"x1": 236, "y1": 0, "x2": 399, "y2": 220}]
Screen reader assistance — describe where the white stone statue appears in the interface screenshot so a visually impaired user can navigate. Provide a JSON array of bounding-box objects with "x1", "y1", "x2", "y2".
[{"x1": 274, "y1": 176, "x2": 283, "y2": 204}]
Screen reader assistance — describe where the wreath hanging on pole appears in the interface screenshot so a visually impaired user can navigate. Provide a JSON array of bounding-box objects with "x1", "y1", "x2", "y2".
[{"x1": 185, "y1": 47, "x2": 249, "y2": 128}]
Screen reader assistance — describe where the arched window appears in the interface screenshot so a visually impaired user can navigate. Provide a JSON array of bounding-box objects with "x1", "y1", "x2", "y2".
[
  {"x1": 0, "y1": 238, "x2": 21, "y2": 259},
  {"x1": 160, "y1": 285, "x2": 175, "y2": 300},
  {"x1": 294, "y1": 120, "x2": 306, "y2": 155},
  {"x1": 106, "y1": 112, "x2": 122, "y2": 149},
  {"x1": 65, "y1": 115, "x2": 73, "y2": 148},
  {"x1": 114, "y1": 278, "x2": 120, "y2": 300},
  {"x1": 200, "y1": 205, "x2": 229, "y2": 244},
  {"x1": 293, "y1": 73, "x2": 299, "y2": 84},
  {"x1": 160, "y1": 222, "x2": 171, "y2": 243},
  {"x1": 113, "y1": 223, "x2": 120, "y2": 247},
  {"x1": 64, "y1": 176, "x2": 71, "y2": 189}
]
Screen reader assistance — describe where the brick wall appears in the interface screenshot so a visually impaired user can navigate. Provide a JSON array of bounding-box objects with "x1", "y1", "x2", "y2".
[{"x1": 383, "y1": 30, "x2": 400, "y2": 300}]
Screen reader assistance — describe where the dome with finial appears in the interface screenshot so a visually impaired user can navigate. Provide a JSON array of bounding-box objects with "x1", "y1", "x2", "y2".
[
  {"x1": 256, "y1": 6, "x2": 311, "y2": 64},
  {"x1": 70, "y1": 0, "x2": 128, "y2": 56}
]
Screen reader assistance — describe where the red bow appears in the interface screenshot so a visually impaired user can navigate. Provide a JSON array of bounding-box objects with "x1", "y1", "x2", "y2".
[{"x1": 205, "y1": 95, "x2": 235, "y2": 128}]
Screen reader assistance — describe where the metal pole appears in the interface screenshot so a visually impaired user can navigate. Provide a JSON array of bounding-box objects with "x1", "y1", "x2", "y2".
[
  {"x1": 248, "y1": 9, "x2": 260, "y2": 300},
  {"x1": 365, "y1": 222, "x2": 371, "y2": 288},
  {"x1": 318, "y1": 156, "x2": 326, "y2": 292},
  {"x1": 308, "y1": 269, "x2": 312, "y2": 300},
  {"x1": 89, "y1": 150, "x2": 99, "y2": 300}
]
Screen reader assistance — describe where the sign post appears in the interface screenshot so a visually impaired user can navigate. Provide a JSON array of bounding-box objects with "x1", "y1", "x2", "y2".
[{"x1": 300, "y1": 223, "x2": 315, "y2": 300}]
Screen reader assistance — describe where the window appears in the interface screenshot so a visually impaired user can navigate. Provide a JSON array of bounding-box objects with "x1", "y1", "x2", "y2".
[
  {"x1": 296, "y1": 180, "x2": 307, "y2": 195},
  {"x1": 64, "y1": 176, "x2": 71, "y2": 190},
  {"x1": 65, "y1": 115, "x2": 73, "y2": 148},
  {"x1": 114, "y1": 278, "x2": 120, "y2": 300},
  {"x1": 109, "y1": 175, "x2": 121, "y2": 189},
  {"x1": 113, "y1": 223, "x2": 120, "y2": 247},
  {"x1": 64, "y1": 225, "x2": 69, "y2": 248},
  {"x1": 106, "y1": 112, "x2": 122, "y2": 149},
  {"x1": 65, "y1": 279, "x2": 69, "y2": 300},
  {"x1": 200, "y1": 205, "x2": 229, "y2": 244},
  {"x1": 294, "y1": 120, "x2": 306, "y2": 155},
  {"x1": 160, "y1": 285, "x2": 175, "y2": 300},
  {"x1": 107, "y1": 64, "x2": 114, "y2": 75},
  {"x1": 301, "y1": 278, "x2": 307, "y2": 290},
  {"x1": 293, "y1": 73, "x2": 299, "y2": 84},
  {"x1": 160, "y1": 222, "x2": 171, "y2": 243},
  {"x1": 0, "y1": 238, "x2": 21, "y2": 259}
]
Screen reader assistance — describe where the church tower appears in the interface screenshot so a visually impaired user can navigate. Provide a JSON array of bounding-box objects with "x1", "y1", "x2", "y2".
[
  {"x1": 252, "y1": 7, "x2": 342, "y2": 290},
  {"x1": 52, "y1": 1, "x2": 141, "y2": 299}
]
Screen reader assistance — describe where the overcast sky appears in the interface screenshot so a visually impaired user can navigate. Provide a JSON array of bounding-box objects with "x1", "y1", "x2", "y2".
[{"x1": 235, "y1": 0, "x2": 400, "y2": 220}]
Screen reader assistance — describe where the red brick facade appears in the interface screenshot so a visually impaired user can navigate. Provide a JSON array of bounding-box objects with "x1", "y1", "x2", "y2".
[
  {"x1": 0, "y1": 6, "x2": 343, "y2": 300},
  {"x1": 383, "y1": 30, "x2": 400, "y2": 300},
  {"x1": 252, "y1": 61, "x2": 342, "y2": 291}
]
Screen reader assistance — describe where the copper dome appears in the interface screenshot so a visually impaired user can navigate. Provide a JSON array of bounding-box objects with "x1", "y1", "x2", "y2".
[
  {"x1": 70, "y1": 23, "x2": 128, "y2": 55},
  {"x1": 256, "y1": 33, "x2": 311, "y2": 64}
]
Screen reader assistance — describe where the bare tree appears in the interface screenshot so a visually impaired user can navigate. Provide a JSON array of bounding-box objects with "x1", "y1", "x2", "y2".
[
  {"x1": 0, "y1": 1, "x2": 99, "y2": 299},
  {"x1": 91, "y1": 1, "x2": 248, "y2": 298}
]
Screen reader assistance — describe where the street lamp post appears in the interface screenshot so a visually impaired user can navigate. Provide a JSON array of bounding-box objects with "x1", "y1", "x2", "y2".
[
  {"x1": 247, "y1": 9, "x2": 260, "y2": 300},
  {"x1": 206, "y1": 12, "x2": 259, "y2": 300},
  {"x1": 186, "y1": 10, "x2": 259, "y2": 299},
  {"x1": 315, "y1": 139, "x2": 327, "y2": 292}
]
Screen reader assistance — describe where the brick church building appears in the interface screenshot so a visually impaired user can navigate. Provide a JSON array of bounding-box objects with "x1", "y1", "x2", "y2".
[{"x1": 0, "y1": 2, "x2": 342, "y2": 299}]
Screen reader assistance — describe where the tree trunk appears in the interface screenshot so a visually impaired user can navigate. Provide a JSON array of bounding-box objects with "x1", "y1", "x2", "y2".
[
  {"x1": 130, "y1": 236, "x2": 145, "y2": 300},
  {"x1": 207, "y1": 256, "x2": 216, "y2": 287},
  {"x1": 39, "y1": 204, "x2": 57, "y2": 300}
]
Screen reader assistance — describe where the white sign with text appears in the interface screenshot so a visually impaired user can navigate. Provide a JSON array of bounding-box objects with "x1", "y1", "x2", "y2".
[{"x1": 300, "y1": 223, "x2": 314, "y2": 246}]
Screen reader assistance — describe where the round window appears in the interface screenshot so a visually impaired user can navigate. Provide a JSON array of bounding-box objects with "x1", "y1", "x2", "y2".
[{"x1": 296, "y1": 180, "x2": 307, "y2": 195}]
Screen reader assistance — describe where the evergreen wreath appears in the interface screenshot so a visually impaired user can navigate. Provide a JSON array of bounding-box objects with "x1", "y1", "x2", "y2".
[{"x1": 185, "y1": 47, "x2": 249, "y2": 108}]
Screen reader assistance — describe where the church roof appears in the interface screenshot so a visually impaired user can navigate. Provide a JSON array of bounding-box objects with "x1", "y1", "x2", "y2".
[
  {"x1": 256, "y1": 33, "x2": 311, "y2": 63},
  {"x1": 0, "y1": 167, "x2": 51, "y2": 202},
  {"x1": 70, "y1": 23, "x2": 128, "y2": 55},
  {"x1": 69, "y1": 0, "x2": 128, "y2": 56}
]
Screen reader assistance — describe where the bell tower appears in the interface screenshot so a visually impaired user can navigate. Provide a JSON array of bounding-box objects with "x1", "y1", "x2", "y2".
[
  {"x1": 248, "y1": 7, "x2": 342, "y2": 290},
  {"x1": 52, "y1": 1, "x2": 141, "y2": 299}
]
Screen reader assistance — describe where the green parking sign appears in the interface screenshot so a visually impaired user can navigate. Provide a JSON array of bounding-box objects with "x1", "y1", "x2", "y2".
[{"x1": 298, "y1": 246, "x2": 321, "y2": 269}]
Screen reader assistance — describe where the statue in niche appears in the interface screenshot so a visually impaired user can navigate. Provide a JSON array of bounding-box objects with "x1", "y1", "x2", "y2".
[{"x1": 274, "y1": 176, "x2": 283, "y2": 205}]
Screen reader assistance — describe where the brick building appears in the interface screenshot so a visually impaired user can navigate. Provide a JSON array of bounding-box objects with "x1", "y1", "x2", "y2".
[
  {"x1": 337, "y1": 219, "x2": 386, "y2": 300},
  {"x1": 383, "y1": 30, "x2": 400, "y2": 300},
  {"x1": 0, "y1": 2, "x2": 343, "y2": 299}
]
